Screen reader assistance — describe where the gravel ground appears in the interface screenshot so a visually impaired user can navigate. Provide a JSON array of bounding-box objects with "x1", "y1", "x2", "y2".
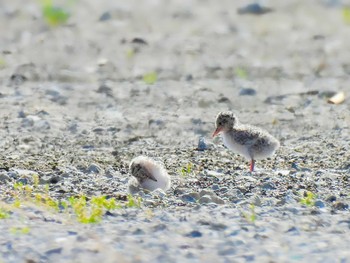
[{"x1": 0, "y1": 0, "x2": 350, "y2": 262}]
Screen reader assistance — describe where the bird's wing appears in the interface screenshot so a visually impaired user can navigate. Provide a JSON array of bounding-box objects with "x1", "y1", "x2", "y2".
[
  {"x1": 139, "y1": 166, "x2": 158, "y2": 182},
  {"x1": 232, "y1": 128, "x2": 261, "y2": 147}
]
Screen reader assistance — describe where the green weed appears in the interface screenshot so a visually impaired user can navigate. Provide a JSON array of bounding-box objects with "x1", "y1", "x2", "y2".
[
  {"x1": 179, "y1": 163, "x2": 193, "y2": 178},
  {"x1": 143, "y1": 72, "x2": 157, "y2": 85},
  {"x1": 300, "y1": 191, "x2": 316, "y2": 207},
  {"x1": 242, "y1": 204, "x2": 257, "y2": 224},
  {"x1": 39, "y1": 0, "x2": 70, "y2": 27},
  {"x1": 234, "y1": 67, "x2": 248, "y2": 79},
  {"x1": 343, "y1": 7, "x2": 350, "y2": 24},
  {"x1": 126, "y1": 194, "x2": 142, "y2": 208},
  {"x1": 0, "y1": 207, "x2": 10, "y2": 219}
]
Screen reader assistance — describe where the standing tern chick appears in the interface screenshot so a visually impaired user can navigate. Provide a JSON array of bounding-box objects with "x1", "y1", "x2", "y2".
[
  {"x1": 212, "y1": 111, "x2": 279, "y2": 172},
  {"x1": 129, "y1": 156, "x2": 171, "y2": 192}
]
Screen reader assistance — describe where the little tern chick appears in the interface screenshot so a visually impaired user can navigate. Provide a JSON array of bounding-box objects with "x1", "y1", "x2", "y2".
[
  {"x1": 212, "y1": 111, "x2": 279, "y2": 172},
  {"x1": 129, "y1": 156, "x2": 171, "y2": 192}
]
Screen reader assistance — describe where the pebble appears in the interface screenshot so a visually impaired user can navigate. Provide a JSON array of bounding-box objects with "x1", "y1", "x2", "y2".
[
  {"x1": 0, "y1": 173, "x2": 10, "y2": 182},
  {"x1": 152, "y1": 189, "x2": 167, "y2": 199},
  {"x1": 197, "y1": 136, "x2": 207, "y2": 151},
  {"x1": 239, "y1": 88, "x2": 257, "y2": 96},
  {"x1": 326, "y1": 195, "x2": 337, "y2": 202},
  {"x1": 211, "y1": 184, "x2": 220, "y2": 191},
  {"x1": 237, "y1": 3, "x2": 273, "y2": 15},
  {"x1": 211, "y1": 196, "x2": 225, "y2": 205},
  {"x1": 181, "y1": 194, "x2": 197, "y2": 203},
  {"x1": 261, "y1": 182, "x2": 276, "y2": 190},
  {"x1": 314, "y1": 200, "x2": 325, "y2": 208},
  {"x1": 87, "y1": 164, "x2": 103, "y2": 174},
  {"x1": 199, "y1": 189, "x2": 215, "y2": 198},
  {"x1": 332, "y1": 202, "x2": 349, "y2": 210},
  {"x1": 185, "y1": 230, "x2": 202, "y2": 238},
  {"x1": 198, "y1": 195, "x2": 212, "y2": 204}
]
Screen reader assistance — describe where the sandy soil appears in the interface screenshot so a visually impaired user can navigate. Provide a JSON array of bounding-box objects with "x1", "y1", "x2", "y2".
[{"x1": 0, "y1": 0, "x2": 350, "y2": 262}]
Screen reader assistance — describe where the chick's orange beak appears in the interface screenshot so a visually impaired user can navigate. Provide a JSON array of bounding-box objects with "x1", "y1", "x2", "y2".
[{"x1": 212, "y1": 127, "x2": 223, "y2": 137}]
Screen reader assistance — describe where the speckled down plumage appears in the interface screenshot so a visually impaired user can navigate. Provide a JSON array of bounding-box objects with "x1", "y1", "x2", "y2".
[
  {"x1": 129, "y1": 156, "x2": 171, "y2": 192},
  {"x1": 214, "y1": 111, "x2": 280, "y2": 166}
]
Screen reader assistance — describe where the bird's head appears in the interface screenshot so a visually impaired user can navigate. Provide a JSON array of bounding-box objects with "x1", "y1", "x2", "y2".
[{"x1": 212, "y1": 111, "x2": 237, "y2": 137}]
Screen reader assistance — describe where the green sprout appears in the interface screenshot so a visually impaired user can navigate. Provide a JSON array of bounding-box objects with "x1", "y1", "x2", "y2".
[
  {"x1": 300, "y1": 191, "x2": 316, "y2": 207},
  {"x1": 343, "y1": 7, "x2": 350, "y2": 24},
  {"x1": 68, "y1": 196, "x2": 122, "y2": 224},
  {"x1": 242, "y1": 204, "x2": 257, "y2": 224},
  {"x1": 179, "y1": 163, "x2": 193, "y2": 178},
  {"x1": 143, "y1": 72, "x2": 157, "y2": 85},
  {"x1": 0, "y1": 207, "x2": 10, "y2": 219},
  {"x1": 39, "y1": 0, "x2": 70, "y2": 27},
  {"x1": 126, "y1": 194, "x2": 142, "y2": 208},
  {"x1": 234, "y1": 67, "x2": 248, "y2": 79},
  {"x1": 10, "y1": 227, "x2": 30, "y2": 235}
]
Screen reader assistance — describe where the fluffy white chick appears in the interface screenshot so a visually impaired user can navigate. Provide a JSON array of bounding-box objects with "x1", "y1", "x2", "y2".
[{"x1": 128, "y1": 156, "x2": 171, "y2": 192}]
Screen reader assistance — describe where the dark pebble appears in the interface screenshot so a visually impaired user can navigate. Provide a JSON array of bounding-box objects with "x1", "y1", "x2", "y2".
[
  {"x1": 239, "y1": 88, "x2": 256, "y2": 96},
  {"x1": 186, "y1": 230, "x2": 202, "y2": 238},
  {"x1": 237, "y1": 3, "x2": 273, "y2": 15},
  {"x1": 332, "y1": 202, "x2": 349, "y2": 210},
  {"x1": 45, "y1": 247, "x2": 63, "y2": 256}
]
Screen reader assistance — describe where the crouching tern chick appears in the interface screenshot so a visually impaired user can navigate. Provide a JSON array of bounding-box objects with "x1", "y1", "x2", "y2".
[
  {"x1": 212, "y1": 111, "x2": 280, "y2": 172},
  {"x1": 128, "y1": 156, "x2": 171, "y2": 192}
]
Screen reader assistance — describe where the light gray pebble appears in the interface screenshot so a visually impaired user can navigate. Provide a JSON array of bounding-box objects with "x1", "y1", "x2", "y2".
[
  {"x1": 261, "y1": 182, "x2": 276, "y2": 190},
  {"x1": 0, "y1": 173, "x2": 10, "y2": 182},
  {"x1": 87, "y1": 164, "x2": 103, "y2": 174},
  {"x1": 211, "y1": 195, "x2": 225, "y2": 205},
  {"x1": 199, "y1": 189, "x2": 215, "y2": 198},
  {"x1": 198, "y1": 195, "x2": 212, "y2": 204},
  {"x1": 252, "y1": 195, "x2": 262, "y2": 207},
  {"x1": 152, "y1": 189, "x2": 167, "y2": 198},
  {"x1": 188, "y1": 192, "x2": 200, "y2": 200}
]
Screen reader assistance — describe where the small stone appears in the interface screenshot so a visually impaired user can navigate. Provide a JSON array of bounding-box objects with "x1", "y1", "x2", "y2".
[
  {"x1": 197, "y1": 137, "x2": 207, "y2": 151},
  {"x1": 181, "y1": 194, "x2": 197, "y2": 203},
  {"x1": 237, "y1": 3, "x2": 273, "y2": 15},
  {"x1": 16, "y1": 178, "x2": 28, "y2": 185},
  {"x1": 199, "y1": 189, "x2": 215, "y2": 198},
  {"x1": 174, "y1": 188, "x2": 186, "y2": 195},
  {"x1": 314, "y1": 200, "x2": 325, "y2": 208},
  {"x1": 211, "y1": 184, "x2": 220, "y2": 191},
  {"x1": 326, "y1": 195, "x2": 337, "y2": 202},
  {"x1": 132, "y1": 228, "x2": 145, "y2": 235},
  {"x1": 35, "y1": 119, "x2": 50, "y2": 130},
  {"x1": 45, "y1": 247, "x2": 63, "y2": 256},
  {"x1": 152, "y1": 189, "x2": 166, "y2": 198},
  {"x1": 239, "y1": 88, "x2": 256, "y2": 96},
  {"x1": 188, "y1": 192, "x2": 200, "y2": 200},
  {"x1": 49, "y1": 176, "x2": 60, "y2": 184},
  {"x1": 99, "y1": 11, "x2": 111, "y2": 21},
  {"x1": 198, "y1": 195, "x2": 212, "y2": 204},
  {"x1": 0, "y1": 173, "x2": 10, "y2": 182},
  {"x1": 87, "y1": 164, "x2": 102, "y2": 174},
  {"x1": 185, "y1": 230, "x2": 202, "y2": 238},
  {"x1": 218, "y1": 247, "x2": 236, "y2": 256},
  {"x1": 252, "y1": 195, "x2": 262, "y2": 207},
  {"x1": 332, "y1": 201, "x2": 349, "y2": 210},
  {"x1": 286, "y1": 226, "x2": 300, "y2": 235},
  {"x1": 211, "y1": 195, "x2": 225, "y2": 205},
  {"x1": 261, "y1": 182, "x2": 276, "y2": 190}
]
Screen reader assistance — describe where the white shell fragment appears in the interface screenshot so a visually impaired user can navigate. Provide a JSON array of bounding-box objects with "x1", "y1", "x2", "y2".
[{"x1": 327, "y1": 91, "x2": 345, "y2": 105}]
